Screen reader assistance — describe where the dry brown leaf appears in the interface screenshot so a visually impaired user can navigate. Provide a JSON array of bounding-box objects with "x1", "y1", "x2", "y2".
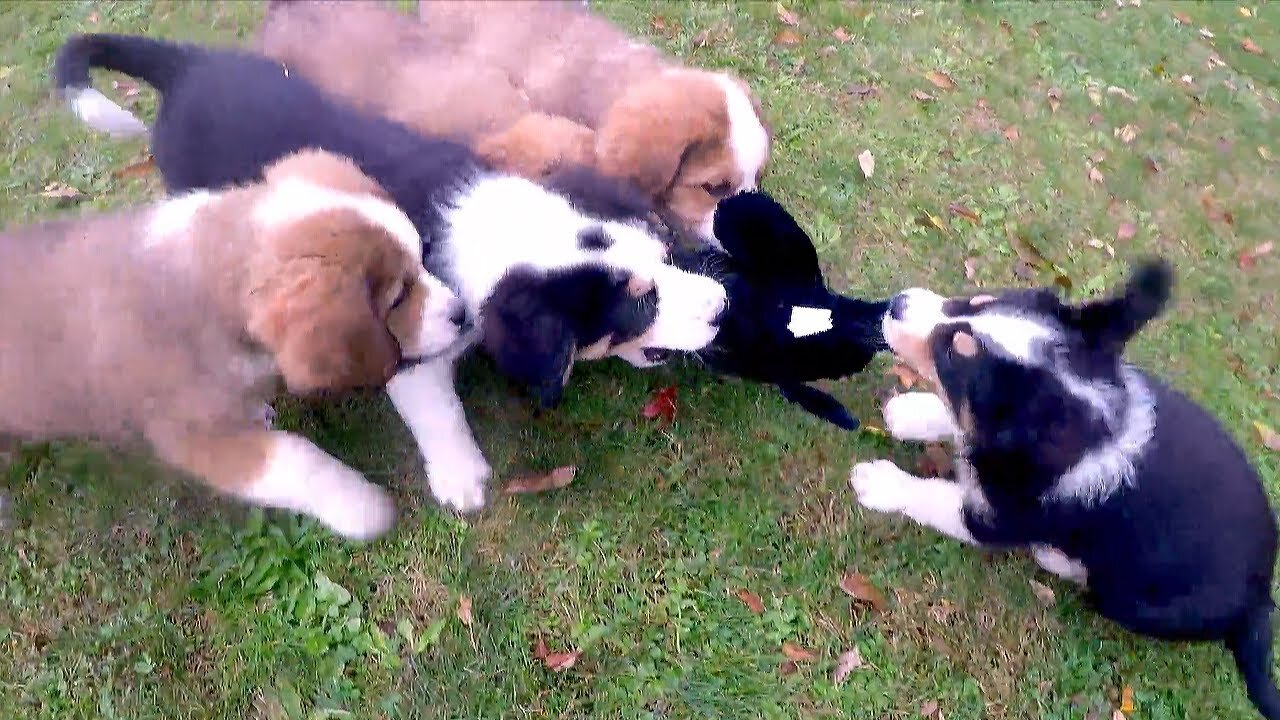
[
  {"x1": 963, "y1": 257, "x2": 979, "y2": 281},
  {"x1": 649, "y1": 16, "x2": 671, "y2": 33},
  {"x1": 911, "y1": 88, "x2": 936, "y2": 103},
  {"x1": 857, "y1": 149, "x2": 875, "y2": 179},
  {"x1": 947, "y1": 202, "x2": 980, "y2": 223},
  {"x1": 1240, "y1": 6, "x2": 1254, "y2": 17},
  {"x1": 775, "y1": 2, "x2": 800, "y2": 27},
  {"x1": 1003, "y1": 125, "x2": 1020, "y2": 141},
  {"x1": 456, "y1": 595, "x2": 473, "y2": 627},
  {"x1": 1115, "y1": 124, "x2": 1138, "y2": 144},
  {"x1": 1120, "y1": 686, "x2": 1135, "y2": 714},
  {"x1": 832, "y1": 648, "x2": 865, "y2": 683},
  {"x1": 778, "y1": 660, "x2": 799, "y2": 676},
  {"x1": 532, "y1": 636, "x2": 549, "y2": 660},
  {"x1": 839, "y1": 572, "x2": 889, "y2": 612},
  {"x1": 1242, "y1": 38, "x2": 1264, "y2": 55},
  {"x1": 1029, "y1": 20, "x2": 1048, "y2": 38},
  {"x1": 914, "y1": 211, "x2": 949, "y2": 234},
  {"x1": 1087, "y1": 164, "x2": 1104, "y2": 184},
  {"x1": 1087, "y1": 86, "x2": 1102, "y2": 106},
  {"x1": 832, "y1": 26, "x2": 852, "y2": 42},
  {"x1": 846, "y1": 83, "x2": 878, "y2": 98},
  {"x1": 736, "y1": 588, "x2": 766, "y2": 615},
  {"x1": 999, "y1": 18, "x2": 1012, "y2": 34},
  {"x1": 925, "y1": 70, "x2": 956, "y2": 90},
  {"x1": 773, "y1": 28, "x2": 802, "y2": 46},
  {"x1": 544, "y1": 649, "x2": 582, "y2": 672},
  {"x1": 1254, "y1": 422, "x2": 1280, "y2": 451},
  {"x1": 781, "y1": 641, "x2": 817, "y2": 662},
  {"x1": 1107, "y1": 86, "x2": 1136, "y2": 102},
  {"x1": 691, "y1": 29, "x2": 712, "y2": 48},
  {"x1": 1237, "y1": 241, "x2": 1274, "y2": 270},
  {"x1": 1173, "y1": 12, "x2": 1191, "y2": 25},
  {"x1": 920, "y1": 699, "x2": 943, "y2": 719},
  {"x1": 890, "y1": 362, "x2": 921, "y2": 389},
  {"x1": 114, "y1": 155, "x2": 156, "y2": 180},
  {"x1": 1046, "y1": 86, "x2": 1062, "y2": 112},
  {"x1": 1029, "y1": 579, "x2": 1057, "y2": 606},
  {"x1": 501, "y1": 466, "x2": 577, "y2": 496},
  {"x1": 1117, "y1": 222, "x2": 1137, "y2": 241}
]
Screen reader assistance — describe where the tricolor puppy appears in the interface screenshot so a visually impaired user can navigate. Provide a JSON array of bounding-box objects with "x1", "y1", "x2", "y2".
[
  {"x1": 0, "y1": 150, "x2": 467, "y2": 541},
  {"x1": 55, "y1": 33, "x2": 727, "y2": 513},
  {"x1": 255, "y1": 0, "x2": 771, "y2": 242},
  {"x1": 849, "y1": 260, "x2": 1280, "y2": 719}
]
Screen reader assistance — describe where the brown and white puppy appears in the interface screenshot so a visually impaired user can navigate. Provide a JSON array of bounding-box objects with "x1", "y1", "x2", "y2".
[
  {"x1": 0, "y1": 149, "x2": 466, "y2": 540},
  {"x1": 256, "y1": 0, "x2": 771, "y2": 244}
]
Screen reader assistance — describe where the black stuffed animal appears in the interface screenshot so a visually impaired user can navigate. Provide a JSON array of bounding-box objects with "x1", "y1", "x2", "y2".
[{"x1": 675, "y1": 191, "x2": 891, "y2": 430}]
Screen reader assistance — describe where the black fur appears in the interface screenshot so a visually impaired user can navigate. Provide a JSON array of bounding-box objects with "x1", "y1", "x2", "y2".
[
  {"x1": 911, "y1": 261, "x2": 1279, "y2": 718},
  {"x1": 52, "y1": 33, "x2": 677, "y2": 408},
  {"x1": 674, "y1": 191, "x2": 890, "y2": 430}
]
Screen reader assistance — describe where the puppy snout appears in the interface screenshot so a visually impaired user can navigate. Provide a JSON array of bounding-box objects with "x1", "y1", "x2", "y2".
[{"x1": 889, "y1": 293, "x2": 910, "y2": 321}]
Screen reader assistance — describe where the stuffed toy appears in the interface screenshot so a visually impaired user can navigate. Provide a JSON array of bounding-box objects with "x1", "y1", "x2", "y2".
[{"x1": 677, "y1": 191, "x2": 891, "y2": 430}]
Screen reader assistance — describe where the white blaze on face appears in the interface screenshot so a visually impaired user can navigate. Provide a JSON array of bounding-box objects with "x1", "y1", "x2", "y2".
[{"x1": 712, "y1": 74, "x2": 769, "y2": 193}]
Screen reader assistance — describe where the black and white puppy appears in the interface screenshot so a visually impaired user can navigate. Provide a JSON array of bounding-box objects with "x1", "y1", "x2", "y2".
[
  {"x1": 674, "y1": 191, "x2": 889, "y2": 430},
  {"x1": 54, "y1": 33, "x2": 727, "y2": 514},
  {"x1": 849, "y1": 260, "x2": 1280, "y2": 719}
]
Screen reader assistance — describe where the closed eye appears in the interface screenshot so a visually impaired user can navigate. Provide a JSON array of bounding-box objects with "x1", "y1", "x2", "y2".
[
  {"x1": 389, "y1": 281, "x2": 412, "y2": 310},
  {"x1": 701, "y1": 181, "x2": 733, "y2": 198}
]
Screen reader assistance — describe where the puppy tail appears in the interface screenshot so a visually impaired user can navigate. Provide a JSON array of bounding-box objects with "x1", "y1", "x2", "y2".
[
  {"x1": 53, "y1": 34, "x2": 194, "y2": 138},
  {"x1": 1226, "y1": 601, "x2": 1280, "y2": 720},
  {"x1": 777, "y1": 383, "x2": 859, "y2": 431}
]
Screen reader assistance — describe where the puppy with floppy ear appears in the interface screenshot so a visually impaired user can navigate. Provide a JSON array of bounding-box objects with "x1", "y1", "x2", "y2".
[{"x1": 0, "y1": 149, "x2": 467, "y2": 540}]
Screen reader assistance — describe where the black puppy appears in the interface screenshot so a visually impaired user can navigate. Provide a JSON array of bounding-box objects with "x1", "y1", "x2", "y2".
[
  {"x1": 852, "y1": 260, "x2": 1280, "y2": 719},
  {"x1": 675, "y1": 191, "x2": 890, "y2": 430}
]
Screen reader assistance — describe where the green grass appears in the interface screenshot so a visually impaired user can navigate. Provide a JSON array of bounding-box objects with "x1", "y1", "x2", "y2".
[{"x1": 2, "y1": 1, "x2": 1279, "y2": 718}]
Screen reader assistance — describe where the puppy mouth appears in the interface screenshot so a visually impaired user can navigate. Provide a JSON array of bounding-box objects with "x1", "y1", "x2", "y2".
[{"x1": 643, "y1": 348, "x2": 674, "y2": 364}]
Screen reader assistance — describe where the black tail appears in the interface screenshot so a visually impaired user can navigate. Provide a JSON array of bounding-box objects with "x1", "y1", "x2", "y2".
[
  {"x1": 53, "y1": 33, "x2": 199, "y2": 137},
  {"x1": 1226, "y1": 602, "x2": 1280, "y2": 719},
  {"x1": 777, "y1": 383, "x2": 859, "y2": 431}
]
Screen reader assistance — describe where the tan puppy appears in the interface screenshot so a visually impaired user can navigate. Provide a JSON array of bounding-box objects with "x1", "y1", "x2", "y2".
[
  {"x1": 256, "y1": 0, "x2": 771, "y2": 244},
  {"x1": 0, "y1": 150, "x2": 467, "y2": 540}
]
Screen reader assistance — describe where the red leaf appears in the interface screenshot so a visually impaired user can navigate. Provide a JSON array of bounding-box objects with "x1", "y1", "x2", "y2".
[
  {"x1": 782, "y1": 641, "x2": 817, "y2": 662},
  {"x1": 1238, "y1": 241, "x2": 1274, "y2": 270},
  {"x1": 641, "y1": 386, "x2": 678, "y2": 424},
  {"x1": 736, "y1": 588, "x2": 766, "y2": 615},
  {"x1": 501, "y1": 466, "x2": 577, "y2": 496},
  {"x1": 839, "y1": 572, "x2": 889, "y2": 612},
  {"x1": 544, "y1": 649, "x2": 581, "y2": 672}
]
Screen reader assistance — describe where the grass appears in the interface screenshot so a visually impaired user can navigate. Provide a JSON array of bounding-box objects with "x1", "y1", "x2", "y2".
[{"x1": 1, "y1": 1, "x2": 1279, "y2": 718}]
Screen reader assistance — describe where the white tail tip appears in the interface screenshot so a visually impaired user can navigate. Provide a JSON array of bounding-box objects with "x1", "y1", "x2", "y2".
[{"x1": 68, "y1": 87, "x2": 149, "y2": 138}]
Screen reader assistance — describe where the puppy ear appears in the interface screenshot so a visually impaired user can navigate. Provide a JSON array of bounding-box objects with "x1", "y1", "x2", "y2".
[
  {"x1": 481, "y1": 271, "x2": 577, "y2": 408},
  {"x1": 263, "y1": 149, "x2": 390, "y2": 200},
  {"x1": 250, "y1": 267, "x2": 400, "y2": 394},
  {"x1": 1070, "y1": 258, "x2": 1173, "y2": 352},
  {"x1": 596, "y1": 73, "x2": 720, "y2": 195},
  {"x1": 713, "y1": 191, "x2": 822, "y2": 286}
]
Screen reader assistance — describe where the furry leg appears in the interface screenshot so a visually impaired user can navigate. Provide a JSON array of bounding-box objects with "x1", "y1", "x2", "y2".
[
  {"x1": 850, "y1": 459, "x2": 977, "y2": 544},
  {"x1": 1031, "y1": 544, "x2": 1089, "y2": 585},
  {"x1": 882, "y1": 392, "x2": 959, "y2": 442}
]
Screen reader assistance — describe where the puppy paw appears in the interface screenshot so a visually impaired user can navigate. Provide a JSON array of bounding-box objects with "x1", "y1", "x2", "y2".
[
  {"x1": 320, "y1": 479, "x2": 398, "y2": 541},
  {"x1": 427, "y1": 451, "x2": 491, "y2": 514},
  {"x1": 850, "y1": 459, "x2": 913, "y2": 513},
  {"x1": 882, "y1": 392, "x2": 956, "y2": 441}
]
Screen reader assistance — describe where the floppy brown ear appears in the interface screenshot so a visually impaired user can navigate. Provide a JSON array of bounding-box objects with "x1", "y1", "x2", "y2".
[
  {"x1": 250, "y1": 264, "x2": 400, "y2": 394},
  {"x1": 476, "y1": 112, "x2": 597, "y2": 179},
  {"x1": 263, "y1": 149, "x2": 390, "y2": 200},
  {"x1": 595, "y1": 72, "x2": 722, "y2": 195}
]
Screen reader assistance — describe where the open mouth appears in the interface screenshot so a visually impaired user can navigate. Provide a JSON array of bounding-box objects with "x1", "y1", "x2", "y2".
[{"x1": 643, "y1": 348, "x2": 674, "y2": 364}]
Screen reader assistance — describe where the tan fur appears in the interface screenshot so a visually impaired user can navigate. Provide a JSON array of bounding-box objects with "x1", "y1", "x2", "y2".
[
  {"x1": 0, "y1": 150, "x2": 427, "y2": 534},
  {"x1": 256, "y1": 0, "x2": 771, "y2": 231}
]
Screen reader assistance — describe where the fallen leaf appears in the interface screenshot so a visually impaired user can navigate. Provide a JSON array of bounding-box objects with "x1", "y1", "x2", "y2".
[
  {"x1": 914, "y1": 211, "x2": 948, "y2": 234},
  {"x1": 649, "y1": 16, "x2": 671, "y2": 33},
  {"x1": 1117, "y1": 222, "x2": 1137, "y2": 241},
  {"x1": 1046, "y1": 86, "x2": 1062, "y2": 112},
  {"x1": 641, "y1": 386, "x2": 678, "y2": 424},
  {"x1": 775, "y1": 2, "x2": 800, "y2": 27},
  {"x1": 1115, "y1": 124, "x2": 1138, "y2": 144},
  {"x1": 1029, "y1": 579, "x2": 1057, "y2": 606},
  {"x1": 963, "y1": 257, "x2": 979, "y2": 280},
  {"x1": 948, "y1": 202, "x2": 980, "y2": 223},
  {"x1": 544, "y1": 649, "x2": 582, "y2": 672},
  {"x1": 890, "y1": 362, "x2": 921, "y2": 389},
  {"x1": 845, "y1": 83, "x2": 878, "y2": 98},
  {"x1": 1254, "y1": 421, "x2": 1280, "y2": 451},
  {"x1": 773, "y1": 28, "x2": 802, "y2": 46},
  {"x1": 1029, "y1": 20, "x2": 1048, "y2": 38},
  {"x1": 1106, "y1": 85, "x2": 1136, "y2": 101},
  {"x1": 999, "y1": 18, "x2": 1013, "y2": 34},
  {"x1": 691, "y1": 29, "x2": 712, "y2": 48},
  {"x1": 736, "y1": 588, "x2": 766, "y2": 615},
  {"x1": 920, "y1": 700, "x2": 943, "y2": 719},
  {"x1": 1090, "y1": 149, "x2": 1107, "y2": 164},
  {"x1": 857, "y1": 149, "x2": 875, "y2": 179},
  {"x1": 782, "y1": 641, "x2": 817, "y2": 662},
  {"x1": 457, "y1": 595, "x2": 473, "y2": 627},
  {"x1": 839, "y1": 572, "x2": 889, "y2": 612},
  {"x1": 1240, "y1": 6, "x2": 1254, "y2": 17},
  {"x1": 1087, "y1": 86, "x2": 1102, "y2": 106},
  {"x1": 1199, "y1": 27, "x2": 1215, "y2": 39},
  {"x1": 832, "y1": 648, "x2": 865, "y2": 683},
  {"x1": 40, "y1": 182, "x2": 83, "y2": 204},
  {"x1": 925, "y1": 70, "x2": 956, "y2": 90},
  {"x1": 501, "y1": 466, "x2": 577, "y2": 496},
  {"x1": 532, "y1": 636, "x2": 549, "y2": 660},
  {"x1": 1237, "y1": 241, "x2": 1274, "y2": 270},
  {"x1": 114, "y1": 154, "x2": 156, "y2": 180},
  {"x1": 1207, "y1": 52, "x2": 1226, "y2": 69},
  {"x1": 1173, "y1": 12, "x2": 1191, "y2": 25},
  {"x1": 1242, "y1": 38, "x2": 1264, "y2": 55},
  {"x1": 778, "y1": 660, "x2": 799, "y2": 676},
  {"x1": 1120, "y1": 686, "x2": 1135, "y2": 714},
  {"x1": 1008, "y1": 230, "x2": 1052, "y2": 269},
  {"x1": 832, "y1": 26, "x2": 852, "y2": 42},
  {"x1": 1003, "y1": 125, "x2": 1020, "y2": 141},
  {"x1": 911, "y1": 88, "x2": 936, "y2": 103},
  {"x1": 1087, "y1": 163, "x2": 1105, "y2": 184},
  {"x1": 0, "y1": 65, "x2": 14, "y2": 81}
]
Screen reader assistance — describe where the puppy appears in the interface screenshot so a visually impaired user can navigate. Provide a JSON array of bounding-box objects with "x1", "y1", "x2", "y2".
[
  {"x1": 255, "y1": 0, "x2": 771, "y2": 242},
  {"x1": 849, "y1": 261, "x2": 1280, "y2": 719},
  {"x1": 675, "y1": 191, "x2": 890, "y2": 430},
  {"x1": 0, "y1": 150, "x2": 467, "y2": 540},
  {"x1": 55, "y1": 33, "x2": 727, "y2": 513}
]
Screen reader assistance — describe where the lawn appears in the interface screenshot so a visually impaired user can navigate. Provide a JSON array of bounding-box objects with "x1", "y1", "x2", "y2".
[{"x1": 2, "y1": 1, "x2": 1279, "y2": 718}]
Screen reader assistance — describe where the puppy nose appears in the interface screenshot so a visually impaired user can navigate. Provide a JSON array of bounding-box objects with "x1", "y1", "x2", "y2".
[
  {"x1": 889, "y1": 293, "x2": 909, "y2": 320},
  {"x1": 448, "y1": 301, "x2": 468, "y2": 329}
]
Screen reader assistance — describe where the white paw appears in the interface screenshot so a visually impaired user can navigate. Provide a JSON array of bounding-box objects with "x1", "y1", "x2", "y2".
[
  {"x1": 427, "y1": 450, "x2": 491, "y2": 514},
  {"x1": 883, "y1": 392, "x2": 957, "y2": 441},
  {"x1": 850, "y1": 460, "x2": 913, "y2": 513},
  {"x1": 315, "y1": 476, "x2": 398, "y2": 541}
]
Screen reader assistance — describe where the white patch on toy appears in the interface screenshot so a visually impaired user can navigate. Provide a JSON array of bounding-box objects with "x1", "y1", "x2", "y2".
[{"x1": 787, "y1": 306, "x2": 833, "y2": 338}]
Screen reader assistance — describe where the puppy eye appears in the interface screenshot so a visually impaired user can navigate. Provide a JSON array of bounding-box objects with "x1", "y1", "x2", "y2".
[
  {"x1": 389, "y1": 282, "x2": 412, "y2": 310},
  {"x1": 702, "y1": 181, "x2": 733, "y2": 198}
]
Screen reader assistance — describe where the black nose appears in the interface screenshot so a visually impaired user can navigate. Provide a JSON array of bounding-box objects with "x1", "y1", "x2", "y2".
[
  {"x1": 449, "y1": 302, "x2": 469, "y2": 329},
  {"x1": 889, "y1": 294, "x2": 909, "y2": 321}
]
